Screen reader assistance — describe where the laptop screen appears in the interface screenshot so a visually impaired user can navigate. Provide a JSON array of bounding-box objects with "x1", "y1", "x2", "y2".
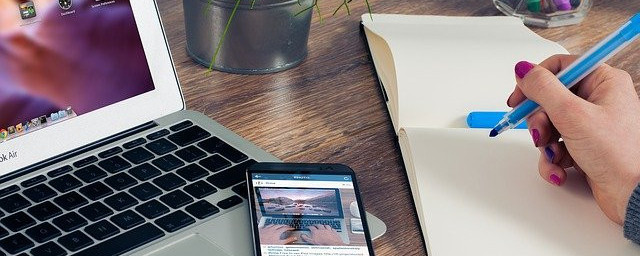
[
  {"x1": 256, "y1": 187, "x2": 344, "y2": 218},
  {"x1": 0, "y1": 0, "x2": 155, "y2": 143}
]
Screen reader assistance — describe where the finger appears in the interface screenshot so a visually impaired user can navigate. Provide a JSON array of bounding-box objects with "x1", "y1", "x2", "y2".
[
  {"x1": 308, "y1": 225, "x2": 318, "y2": 231},
  {"x1": 515, "y1": 61, "x2": 590, "y2": 122},
  {"x1": 508, "y1": 55, "x2": 579, "y2": 107},
  {"x1": 526, "y1": 111, "x2": 554, "y2": 147},
  {"x1": 555, "y1": 141, "x2": 575, "y2": 169},
  {"x1": 323, "y1": 225, "x2": 332, "y2": 230},
  {"x1": 282, "y1": 236, "x2": 298, "y2": 244},
  {"x1": 300, "y1": 234, "x2": 312, "y2": 243},
  {"x1": 313, "y1": 224, "x2": 324, "y2": 230},
  {"x1": 538, "y1": 146, "x2": 567, "y2": 186},
  {"x1": 264, "y1": 224, "x2": 274, "y2": 229}
]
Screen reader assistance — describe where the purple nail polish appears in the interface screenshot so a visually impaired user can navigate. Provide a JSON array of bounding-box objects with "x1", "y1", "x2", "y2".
[
  {"x1": 515, "y1": 61, "x2": 534, "y2": 79},
  {"x1": 550, "y1": 174, "x2": 562, "y2": 186},
  {"x1": 544, "y1": 146, "x2": 555, "y2": 163},
  {"x1": 531, "y1": 129, "x2": 540, "y2": 147}
]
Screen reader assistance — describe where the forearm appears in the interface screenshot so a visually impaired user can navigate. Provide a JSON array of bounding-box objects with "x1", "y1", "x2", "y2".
[{"x1": 624, "y1": 183, "x2": 640, "y2": 245}]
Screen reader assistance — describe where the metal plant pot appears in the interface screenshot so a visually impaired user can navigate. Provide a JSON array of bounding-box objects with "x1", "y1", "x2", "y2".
[{"x1": 183, "y1": 0, "x2": 313, "y2": 74}]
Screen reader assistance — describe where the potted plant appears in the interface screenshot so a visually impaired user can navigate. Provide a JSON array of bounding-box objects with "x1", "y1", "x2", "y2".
[{"x1": 183, "y1": 0, "x2": 371, "y2": 74}]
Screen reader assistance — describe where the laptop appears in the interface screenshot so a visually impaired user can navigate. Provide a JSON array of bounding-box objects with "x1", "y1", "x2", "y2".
[
  {"x1": 255, "y1": 188, "x2": 349, "y2": 245},
  {"x1": 0, "y1": 1, "x2": 386, "y2": 255}
]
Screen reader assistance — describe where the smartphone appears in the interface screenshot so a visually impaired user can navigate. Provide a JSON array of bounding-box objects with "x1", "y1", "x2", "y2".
[{"x1": 247, "y1": 163, "x2": 375, "y2": 256}]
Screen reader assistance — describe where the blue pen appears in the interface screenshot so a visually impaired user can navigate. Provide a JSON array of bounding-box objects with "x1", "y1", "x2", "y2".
[{"x1": 490, "y1": 12, "x2": 640, "y2": 137}]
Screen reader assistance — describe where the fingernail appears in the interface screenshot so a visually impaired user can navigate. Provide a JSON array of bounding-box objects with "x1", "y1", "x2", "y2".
[
  {"x1": 515, "y1": 61, "x2": 535, "y2": 79},
  {"x1": 550, "y1": 174, "x2": 562, "y2": 186},
  {"x1": 530, "y1": 129, "x2": 540, "y2": 147},
  {"x1": 544, "y1": 146, "x2": 555, "y2": 163}
]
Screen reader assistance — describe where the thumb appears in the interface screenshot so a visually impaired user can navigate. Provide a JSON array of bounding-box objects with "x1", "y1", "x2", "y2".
[
  {"x1": 514, "y1": 61, "x2": 588, "y2": 120},
  {"x1": 282, "y1": 236, "x2": 298, "y2": 244},
  {"x1": 300, "y1": 234, "x2": 312, "y2": 243}
]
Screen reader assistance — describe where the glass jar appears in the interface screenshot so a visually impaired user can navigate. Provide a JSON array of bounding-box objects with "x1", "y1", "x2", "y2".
[{"x1": 493, "y1": 0, "x2": 592, "y2": 28}]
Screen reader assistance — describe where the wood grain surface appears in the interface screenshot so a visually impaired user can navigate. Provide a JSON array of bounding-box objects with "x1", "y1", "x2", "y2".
[{"x1": 156, "y1": 1, "x2": 640, "y2": 255}]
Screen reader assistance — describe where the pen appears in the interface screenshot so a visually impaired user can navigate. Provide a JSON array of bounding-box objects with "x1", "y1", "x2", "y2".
[{"x1": 490, "y1": 12, "x2": 640, "y2": 137}]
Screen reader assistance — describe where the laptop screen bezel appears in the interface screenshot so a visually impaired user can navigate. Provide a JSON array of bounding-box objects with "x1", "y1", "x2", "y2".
[
  {"x1": 0, "y1": 1, "x2": 184, "y2": 173},
  {"x1": 256, "y1": 187, "x2": 345, "y2": 219}
]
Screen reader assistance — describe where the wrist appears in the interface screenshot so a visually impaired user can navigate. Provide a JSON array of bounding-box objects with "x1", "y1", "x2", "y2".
[{"x1": 619, "y1": 172, "x2": 640, "y2": 224}]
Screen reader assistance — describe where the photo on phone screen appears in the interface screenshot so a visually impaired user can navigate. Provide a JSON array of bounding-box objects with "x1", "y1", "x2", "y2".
[{"x1": 248, "y1": 165, "x2": 374, "y2": 256}]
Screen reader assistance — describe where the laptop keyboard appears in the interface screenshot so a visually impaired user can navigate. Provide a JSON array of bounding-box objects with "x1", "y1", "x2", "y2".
[
  {"x1": 0, "y1": 121, "x2": 255, "y2": 255},
  {"x1": 264, "y1": 218, "x2": 342, "y2": 231}
]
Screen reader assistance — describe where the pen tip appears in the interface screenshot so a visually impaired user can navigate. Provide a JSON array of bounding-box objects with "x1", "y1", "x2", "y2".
[{"x1": 489, "y1": 129, "x2": 498, "y2": 137}]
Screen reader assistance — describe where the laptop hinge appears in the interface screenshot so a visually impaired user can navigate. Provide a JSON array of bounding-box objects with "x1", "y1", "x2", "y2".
[{"x1": 1, "y1": 121, "x2": 158, "y2": 184}]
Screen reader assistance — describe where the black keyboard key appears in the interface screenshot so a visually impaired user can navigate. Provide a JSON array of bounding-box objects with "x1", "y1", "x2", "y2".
[
  {"x1": 98, "y1": 156, "x2": 131, "y2": 173},
  {"x1": 20, "y1": 175, "x2": 46, "y2": 188},
  {"x1": 104, "y1": 192, "x2": 138, "y2": 211},
  {"x1": 98, "y1": 146, "x2": 123, "y2": 159},
  {"x1": 73, "y1": 156, "x2": 98, "y2": 168},
  {"x1": 78, "y1": 182, "x2": 113, "y2": 201},
  {"x1": 145, "y1": 139, "x2": 178, "y2": 156},
  {"x1": 104, "y1": 172, "x2": 138, "y2": 191},
  {"x1": 58, "y1": 231, "x2": 93, "y2": 252},
  {"x1": 197, "y1": 137, "x2": 248, "y2": 163},
  {"x1": 154, "y1": 210, "x2": 195, "y2": 233},
  {"x1": 129, "y1": 183, "x2": 162, "y2": 201},
  {"x1": 147, "y1": 129, "x2": 170, "y2": 140},
  {"x1": 30, "y1": 241, "x2": 66, "y2": 256},
  {"x1": 123, "y1": 138, "x2": 146, "y2": 149},
  {"x1": 0, "y1": 233, "x2": 33, "y2": 254},
  {"x1": 184, "y1": 181, "x2": 217, "y2": 199},
  {"x1": 74, "y1": 165, "x2": 107, "y2": 183},
  {"x1": 78, "y1": 202, "x2": 113, "y2": 222},
  {"x1": 207, "y1": 160, "x2": 256, "y2": 189},
  {"x1": 122, "y1": 147, "x2": 155, "y2": 165},
  {"x1": 135, "y1": 200, "x2": 169, "y2": 219},
  {"x1": 0, "y1": 226, "x2": 7, "y2": 238},
  {"x1": 152, "y1": 155, "x2": 184, "y2": 171},
  {"x1": 159, "y1": 190, "x2": 193, "y2": 209},
  {"x1": 25, "y1": 223, "x2": 61, "y2": 243},
  {"x1": 49, "y1": 174, "x2": 82, "y2": 193},
  {"x1": 175, "y1": 146, "x2": 207, "y2": 163},
  {"x1": 153, "y1": 173, "x2": 186, "y2": 191},
  {"x1": 110, "y1": 210, "x2": 144, "y2": 230},
  {"x1": 53, "y1": 191, "x2": 88, "y2": 211},
  {"x1": 168, "y1": 126, "x2": 210, "y2": 147},
  {"x1": 0, "y1": 194, "x2": 31, "y2": 213},
  {"x1": 1, "y1": 212, "x2": 35, "y2": 232},
  {"x1": 23, "y1": 184, "x2": 57, "y2": 203},
  {"x1": 217, "y1": 195, "x2": 243, "y2": 210},
  {"x1": 76, "y1": 223, "x2": 164, "y2": 256},
  {"x1": 0, "y1": 185, "x2": 20, "y2": 199},
  {"x1": 129, "y1": 163, "x2": 162, "y2": 181},
  {"x1": 176, "y1": 164, "x2": 208, "y2": 182},
  {"x1": 53, "y1": 212, "x2": 87, "y2": 232},
  {"x1": 47, "y1": 166, "x2": 73, "y2": 178},
  {"x1": 199, "y1": 155, "x2": 231, "y2": 173},
  {"x1": 170, "y1": 120, "x2": 192, "y2": 132},
  {"x1": 232, "y1": 182, "x2": 248, "y2": 199},
  {"x1": 84, "y1": 220, "x2": 119, "y2": 240},
  {"x1": 28, "y1": 202, "x2": 62, "y2": 221},
  {"x1": 185, "y1": 200, "x2": 219, "y2": 220}
]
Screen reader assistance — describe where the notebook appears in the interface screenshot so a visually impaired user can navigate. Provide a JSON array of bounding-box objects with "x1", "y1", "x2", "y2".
[{"x1": 361, "y1": 14, "x2": 640, "y2": 255}]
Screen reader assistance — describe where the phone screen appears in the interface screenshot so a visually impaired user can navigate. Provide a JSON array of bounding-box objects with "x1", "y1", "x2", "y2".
[{"x1": 248, "y1": 172, "x2": 373, "y2": 256}]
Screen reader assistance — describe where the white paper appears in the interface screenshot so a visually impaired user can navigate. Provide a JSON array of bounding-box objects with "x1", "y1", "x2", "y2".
[{"x1": 401, "y1": 128, "x2": 640, "y2": 255}]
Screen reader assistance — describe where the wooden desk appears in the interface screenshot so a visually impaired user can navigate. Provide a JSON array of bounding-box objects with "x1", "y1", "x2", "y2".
[{"x1": 156, "y1": 1, "x2": 640, "y2": 255}]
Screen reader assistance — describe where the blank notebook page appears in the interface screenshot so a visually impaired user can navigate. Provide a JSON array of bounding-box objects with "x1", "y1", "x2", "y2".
[{"x1": 403, "y1": 127, "x2": 640, "y2": 255}]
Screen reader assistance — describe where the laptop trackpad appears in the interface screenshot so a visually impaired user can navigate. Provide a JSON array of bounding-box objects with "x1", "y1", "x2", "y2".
[{"x1": 147, "y1": 234, "x2": 231, "y2": 256}]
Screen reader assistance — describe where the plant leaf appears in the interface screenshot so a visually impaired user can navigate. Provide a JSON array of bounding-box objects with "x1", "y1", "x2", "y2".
[{"x1": 208, "y1": 0, "x2": 242, "y2": 72}]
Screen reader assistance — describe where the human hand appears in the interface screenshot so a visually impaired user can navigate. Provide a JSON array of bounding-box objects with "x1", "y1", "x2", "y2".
[
  {"x1": 259, "y1": 224, "x2": 297, "y2": 245},
  {"x1": 507, "y1": 54, "x2": 640, "y2": 225},
  {"x1": 300, "y1": 224, "x2": 345, "y2": 246}
]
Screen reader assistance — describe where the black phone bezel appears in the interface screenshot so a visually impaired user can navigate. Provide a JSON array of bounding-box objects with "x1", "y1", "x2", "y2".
[{"x1": 246, "y1": 162, "x2": 376, "y2": 256}]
